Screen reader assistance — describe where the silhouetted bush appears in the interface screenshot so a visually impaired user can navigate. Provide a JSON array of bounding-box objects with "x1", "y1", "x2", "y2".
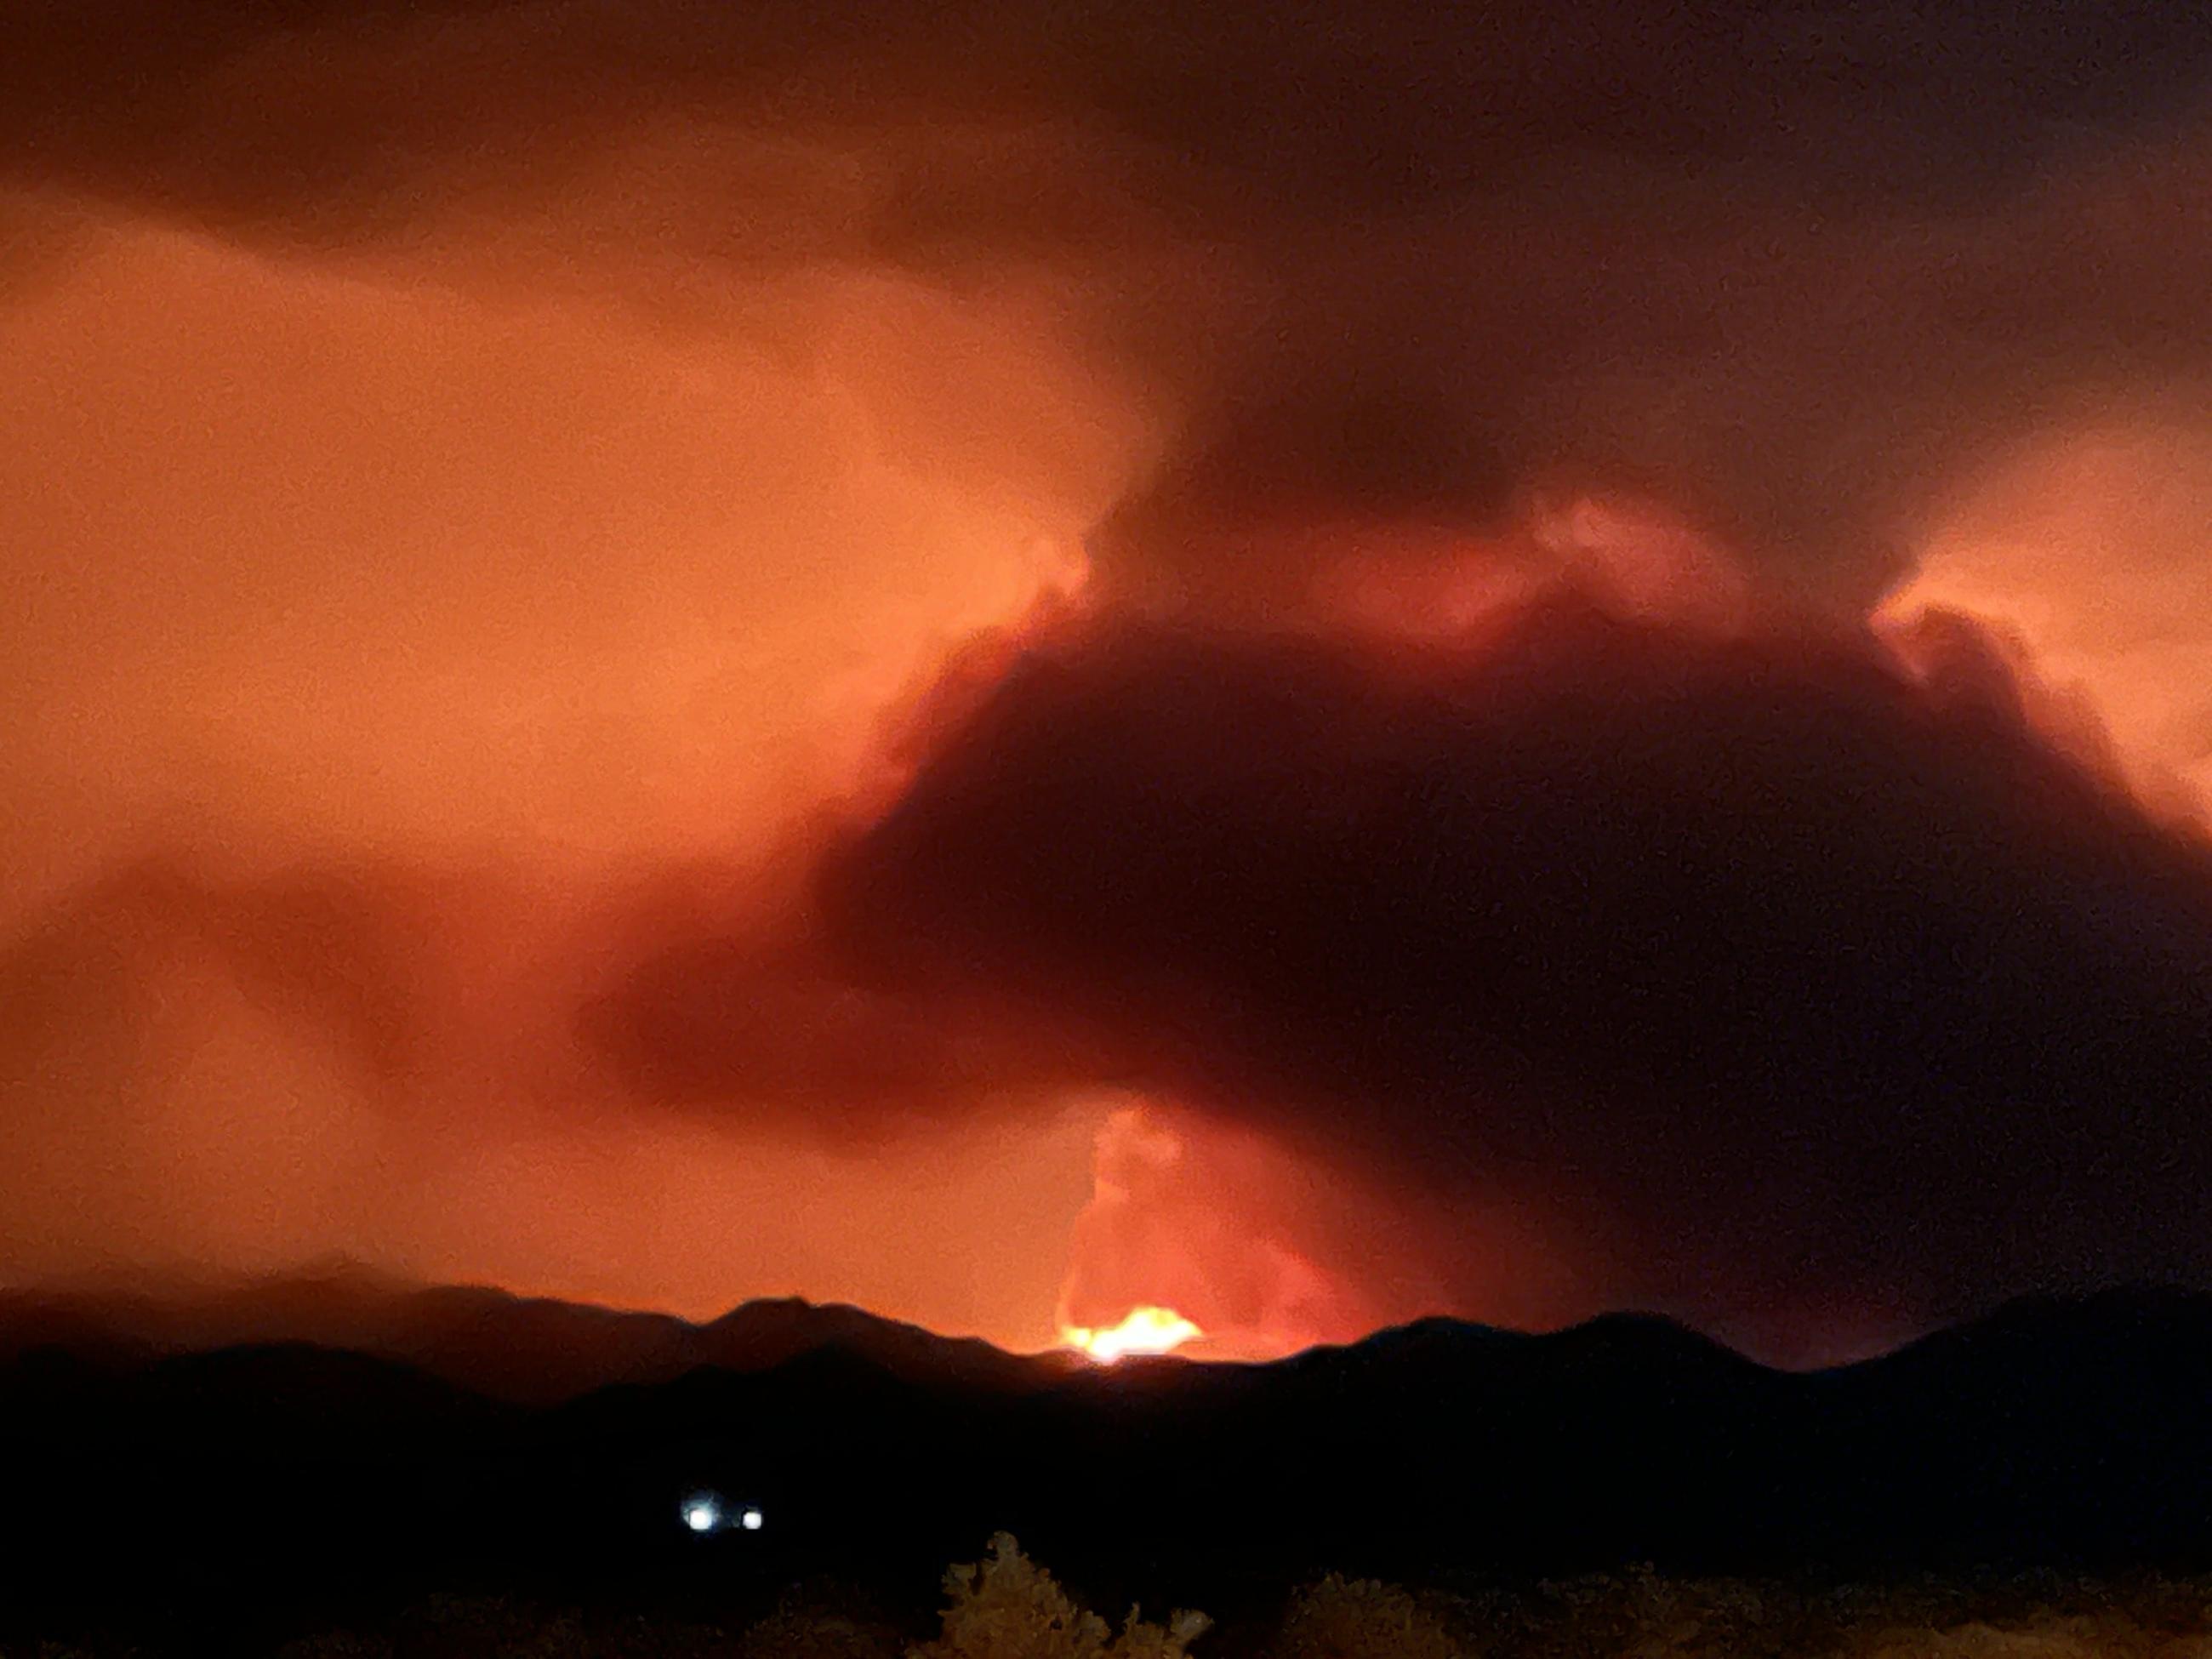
[
  {"x1": 738, "y1": 1580, "x2": 905, "y2": 1659},
  {"x1": 907, "y1": 1533, "x2": 1210, "y2": 1659},
  {"x1": 273, "y1": 1633, "x2": 396, "y2": 1658},
  {"x1": 1270, "y1": 1573, "x2": 1472, "y2": 1659}
]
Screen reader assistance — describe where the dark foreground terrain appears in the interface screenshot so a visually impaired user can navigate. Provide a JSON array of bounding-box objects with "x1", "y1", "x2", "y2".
[
  {"x1": 6, "y1": 1285, "x2": 2212, "y2": 1653},
  {"x1": 20, "y1": 1546, "x2": 2212, "y2": 1659}
]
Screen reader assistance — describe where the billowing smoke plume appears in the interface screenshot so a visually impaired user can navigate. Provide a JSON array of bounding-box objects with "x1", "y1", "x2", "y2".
[
  {"x1": 821, "y1": 596, "x2": 2212, "y2": 1364},
  {"x1": 12, "y1": 1, "x2": 2212, "y2": 1364}
]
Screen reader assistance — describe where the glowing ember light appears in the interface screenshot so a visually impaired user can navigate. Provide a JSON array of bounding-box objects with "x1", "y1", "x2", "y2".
[{"x1": 1061, "y1": 1304, "x2": 1203, "y2": 1363}]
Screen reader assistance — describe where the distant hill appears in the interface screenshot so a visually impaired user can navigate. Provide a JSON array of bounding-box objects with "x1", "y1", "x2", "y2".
[
  {"x1": 6, "y1": 1284, "x2": 2212, "y2": 1650},
  {"x1": 0, "y1": 1267, "x2": 1076, "y2": 1402}
]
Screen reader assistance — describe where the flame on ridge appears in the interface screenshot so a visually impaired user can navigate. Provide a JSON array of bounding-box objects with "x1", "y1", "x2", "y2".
[{"x1": 1060, "y1": 1304, "x2": 1203, "y2": 1363}]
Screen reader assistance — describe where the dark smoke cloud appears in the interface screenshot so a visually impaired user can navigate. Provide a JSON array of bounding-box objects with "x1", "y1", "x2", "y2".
[
  {"x1": 577, "y1": 847, "x2": 1103, "y2": 1137},
  {"x1": 17, "y1": 3, "x2": 2210, "y2": 224},
  {"x1": 817, "y1": 593, "x2": 2212, "y2": 1361},
  {"x1": 12, "y1": 3, "x2": 2212, "y2": 603}
]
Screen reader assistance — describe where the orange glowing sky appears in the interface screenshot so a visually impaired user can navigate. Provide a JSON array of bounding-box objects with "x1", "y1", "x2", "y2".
[{"x1": 0, "y1": 214, "x2": 1156, "y2": 1354}]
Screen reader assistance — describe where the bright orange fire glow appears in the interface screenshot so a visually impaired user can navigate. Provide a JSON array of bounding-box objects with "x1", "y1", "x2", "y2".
[{"x1": 1060, "y1": 1304, "x2": 1203, "y2": 1363}]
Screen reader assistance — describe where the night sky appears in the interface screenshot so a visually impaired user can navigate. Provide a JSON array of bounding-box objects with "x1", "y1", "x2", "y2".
[{"x1": 9, "y1": 1, "x2": 2212, "y2": 1368}]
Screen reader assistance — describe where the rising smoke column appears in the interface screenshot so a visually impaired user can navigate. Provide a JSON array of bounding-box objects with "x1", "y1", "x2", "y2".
[{"x1": 824, "y1": 589, "x2": 2212, "y2": 1365}]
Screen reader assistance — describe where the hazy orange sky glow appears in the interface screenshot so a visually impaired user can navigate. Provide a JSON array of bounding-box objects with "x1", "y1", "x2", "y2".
[{"x1": 0, "y1": 210, "x2": 1153, "y2": 1352}]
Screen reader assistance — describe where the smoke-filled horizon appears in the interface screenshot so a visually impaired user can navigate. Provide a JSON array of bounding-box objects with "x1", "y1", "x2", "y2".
[{"x1": 11, "y1": 0, "x2": 2212, "y2": 1368}]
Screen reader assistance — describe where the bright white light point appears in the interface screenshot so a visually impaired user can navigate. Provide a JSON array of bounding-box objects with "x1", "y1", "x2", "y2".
[
  {"x1": 682, "y1": 1499, "x2": 719, "y2": 1532},
  {"x1": 741, "y1": 1508, "x2": 763, "y2": 1531}
]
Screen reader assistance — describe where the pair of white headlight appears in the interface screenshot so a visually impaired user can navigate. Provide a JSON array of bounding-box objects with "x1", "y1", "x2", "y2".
[{"x1": 681, "y1": 1492, "x2": 763, "y2": 1533}]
